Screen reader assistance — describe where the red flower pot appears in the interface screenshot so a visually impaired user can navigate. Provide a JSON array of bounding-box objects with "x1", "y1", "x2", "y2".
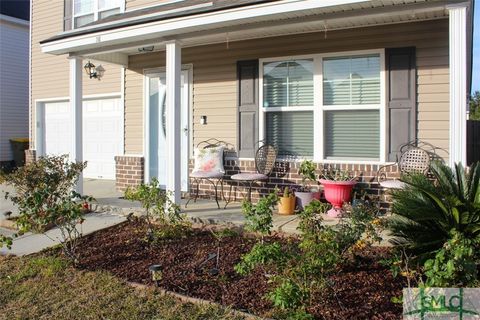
[{"x1": 319, "y1": 179, "x2": 357, "y2": 218}]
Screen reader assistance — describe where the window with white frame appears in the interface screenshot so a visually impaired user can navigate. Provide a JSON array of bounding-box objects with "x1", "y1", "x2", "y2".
[
  {"x1": 262, "y1": 59, "x2": 315, "y2": 156},
  {"x1": 261, "y1": 51, "x2": 384, "y2": 162},
  {"x1": 74, "y1": 0, "x2": 123, "y2": 28}
]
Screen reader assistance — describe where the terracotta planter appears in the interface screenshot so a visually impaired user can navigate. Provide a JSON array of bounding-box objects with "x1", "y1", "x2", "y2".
[
  {"x1": 278, "y1": 196, "x2": 296, "y2": 215},
  {"x1": 295, "y1": 191, "x2": 316, "y2": 210},
  {"x1": 319, "y1": 179, "x2": 357, "y2": 218}
]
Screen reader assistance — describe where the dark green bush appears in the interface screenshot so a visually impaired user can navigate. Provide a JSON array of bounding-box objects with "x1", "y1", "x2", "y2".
[
  {"x1": 1, "y1": 155, "x2": 91, "y2": 264},
  {"x1": 388, "y1": 161, "x2": 480, "y2": 261}
]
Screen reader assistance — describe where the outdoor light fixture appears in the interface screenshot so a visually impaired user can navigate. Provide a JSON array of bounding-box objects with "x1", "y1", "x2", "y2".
[
  {"x1": 148, "y1": 264, "x2": 162, "y2": 287},
  {"x1": 84, "y1": 61, "x2": 105, "y2": 80},
  {"x1": 138, "y1": 46, "x2": 154, "y2": 52},
  {"x1": 200, "y1": 116, "x2": 207, "y2": 125},
  {"x1": 84, "y1": 61, "x2": 97, "y2": 79}
]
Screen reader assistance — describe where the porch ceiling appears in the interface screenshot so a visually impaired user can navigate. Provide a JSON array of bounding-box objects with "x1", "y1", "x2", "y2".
[{"x1": 40, "y1": 0, "x2": 457, "y2": 66}]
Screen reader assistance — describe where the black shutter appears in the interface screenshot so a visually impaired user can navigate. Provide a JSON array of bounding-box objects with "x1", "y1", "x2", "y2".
[
  {"x1": 64, "y1": 0, "x2": 73, "y2": 31},
  {"x1": 386, "y1": 47, "x2": 417, "y2": 161},
  {"x1": 237, "y1": 60, "x2": 259, "y2": 158}
]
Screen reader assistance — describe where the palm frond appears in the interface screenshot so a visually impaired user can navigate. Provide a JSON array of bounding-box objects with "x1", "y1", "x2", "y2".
[{"x1": 388, "y1": 161, "x2": 480, "y2": 259}]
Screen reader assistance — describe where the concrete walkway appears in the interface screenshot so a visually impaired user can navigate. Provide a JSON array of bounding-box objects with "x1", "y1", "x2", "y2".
[
  {"x1": 0, "y1": 212, "x2": 126, "y2": 256},
  {"x1": 0, "y1": 178, "x2": 387, "y2": 256}
]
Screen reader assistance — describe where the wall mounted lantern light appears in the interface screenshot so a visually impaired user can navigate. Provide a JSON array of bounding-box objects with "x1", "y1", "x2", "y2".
[{"x1": 84, "y1": 61, "x2": 105, "y2": 80}]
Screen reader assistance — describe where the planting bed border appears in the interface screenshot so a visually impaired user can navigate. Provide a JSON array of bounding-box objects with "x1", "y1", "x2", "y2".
[{"x1": 127, "y1": 281, "x2": 266, "y2": 320}]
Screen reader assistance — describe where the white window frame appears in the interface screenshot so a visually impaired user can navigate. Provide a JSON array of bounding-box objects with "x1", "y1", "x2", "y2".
[
  {"x1": 73, "y1": 0, "x2": 125, "y2": 29},
  {"x1": 259, "y1": 48, "x2": 386, "y2": 164}
]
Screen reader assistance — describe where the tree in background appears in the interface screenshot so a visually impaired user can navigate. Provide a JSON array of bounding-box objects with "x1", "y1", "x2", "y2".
[{"x1": 469, "y1": 91, "x2": 480, "y2": 120}]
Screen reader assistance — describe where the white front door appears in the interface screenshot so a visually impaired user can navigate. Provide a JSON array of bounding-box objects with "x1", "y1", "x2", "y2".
[{"x1": 146, "y1": 70, "x2": 189, "y2": 191}]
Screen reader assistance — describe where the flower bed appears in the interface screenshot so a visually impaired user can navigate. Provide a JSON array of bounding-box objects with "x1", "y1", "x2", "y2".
[{"x1": 75, "y1": 221, "x2": 404, "y2": 319}]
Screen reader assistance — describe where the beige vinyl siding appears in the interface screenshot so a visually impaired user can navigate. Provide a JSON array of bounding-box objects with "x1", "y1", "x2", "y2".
[
  {"x1": 125, "y1": 19, "x2": 449, "y2": 157},
  {"x1": 30, "y1": 0, "x2": 122, "y2": 148}
]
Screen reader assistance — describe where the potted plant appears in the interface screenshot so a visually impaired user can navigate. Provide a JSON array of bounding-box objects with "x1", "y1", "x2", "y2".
[
  {"x1": 296, "y1": 160, "x2": 321, "y2": 209},
  {"x1": 319, "y1": 166, "x2": 357, "y2": 218},
  {"x1": 277, "y1": 186, "x2": 296, "y2": 215}
]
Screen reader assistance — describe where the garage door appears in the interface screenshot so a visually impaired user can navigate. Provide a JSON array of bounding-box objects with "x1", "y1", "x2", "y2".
[{"x1": 43, "y1": 98, "x2": 122, "y2": 180}]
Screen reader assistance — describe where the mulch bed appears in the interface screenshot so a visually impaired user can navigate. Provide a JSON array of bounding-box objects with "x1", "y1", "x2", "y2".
[{"x1": 75, "y1": 221, "x2": 405, "y2": 319}]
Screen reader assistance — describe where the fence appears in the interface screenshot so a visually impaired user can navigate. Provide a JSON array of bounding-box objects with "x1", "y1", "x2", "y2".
[{"x1": 467, "y1": 120, "x2": 480, "y2": 165}]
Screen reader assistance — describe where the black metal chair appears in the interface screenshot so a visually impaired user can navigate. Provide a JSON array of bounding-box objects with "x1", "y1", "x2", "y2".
[
  {"x1": 185, "y1": 138, "x2": 231, "y2": 209},
  {"x1": 230, "y1": 144, "x2": 277, "y2": 202}
]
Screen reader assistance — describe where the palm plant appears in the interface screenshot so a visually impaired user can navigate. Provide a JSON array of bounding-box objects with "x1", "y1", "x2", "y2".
[{"x1": 388, "y1": 161, "x2": 480, "y2": 261}]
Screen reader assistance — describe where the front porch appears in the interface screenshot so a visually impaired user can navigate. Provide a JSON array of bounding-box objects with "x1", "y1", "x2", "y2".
[
  {"x1": 83, "y1": 178, "x2": 305, "y2": 234},
  {"x1": 37, "y1": 0, "x2": 472, "y2": 207}
]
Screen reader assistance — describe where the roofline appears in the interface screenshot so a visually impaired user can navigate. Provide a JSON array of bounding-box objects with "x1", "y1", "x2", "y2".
[
  {"x1": 41, "y1": 0, "x2": 415, "y2": 55},
  {"x1": 0, "y1": 14, "x2": 29, "y2": 27},
  {"x1": 40, "y1": 0, "x2": 278, "y2": 44}
]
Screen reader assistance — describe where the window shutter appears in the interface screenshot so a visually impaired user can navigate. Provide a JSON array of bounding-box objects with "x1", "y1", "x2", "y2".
[
  {"x1": 386, "y1": 47, "x2": 417, "y2": 161},
  {"x1": 237, "y1": 60, "x2": 259, "y2": 158},
  {"x1": 64, "y1": 0, "x2": 73, "y2": 31}
]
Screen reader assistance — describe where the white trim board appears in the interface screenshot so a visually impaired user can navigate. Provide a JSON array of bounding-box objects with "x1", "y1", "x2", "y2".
[{"x1": 41, "y1": 0, "x2": 369, "y2": 54}]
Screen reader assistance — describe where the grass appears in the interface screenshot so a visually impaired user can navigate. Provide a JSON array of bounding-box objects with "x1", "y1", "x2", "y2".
[{"x1": 0, "y1": 255, "x2": 245, "y2": 320}]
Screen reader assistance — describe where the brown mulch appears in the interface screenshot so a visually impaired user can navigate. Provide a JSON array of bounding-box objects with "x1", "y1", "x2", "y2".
[{"x1": 75, "y1": 221, "x2": 404, "y2": 319}]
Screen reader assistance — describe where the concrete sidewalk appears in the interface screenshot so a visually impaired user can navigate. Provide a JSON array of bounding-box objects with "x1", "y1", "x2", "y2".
[
  {"x1": 0, "y1": 212, "x2": 126, "y2": 256},
  {"x1": 0, "y1": 178, "x2": 370, "y2": 256}
]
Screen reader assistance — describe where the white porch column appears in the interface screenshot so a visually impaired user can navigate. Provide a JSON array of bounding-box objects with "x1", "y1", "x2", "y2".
[
  {"x1": 165, "y1": 41, "x2": 182, "y2": 203},
  {"x1": 70, "y1": 57, "x2": 83, "y2": 194},
  {"x1": 448, "y1": 4, "x2": 468, "y2": 167}
]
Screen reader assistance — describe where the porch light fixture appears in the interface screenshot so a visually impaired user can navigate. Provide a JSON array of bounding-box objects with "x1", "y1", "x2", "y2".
[
  {"x1": 84, "y1": 61, "x2": 97, "y2": 79},
  {"x1": 84, "y1": 61, "x2": 105, "y2": 80}
]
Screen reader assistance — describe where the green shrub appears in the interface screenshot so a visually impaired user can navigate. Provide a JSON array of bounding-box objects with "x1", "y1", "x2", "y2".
[
  {"x1": 297, "y1": 200, "x2": 330, "y2": 235},
  {"x1": 267, "y1": 277, "x2": 306, "y2": 310},
  {"x1": 469, "y1": 91, "x2": 480, "y2": 120},
  {"x1": 234, "y1": 242, "x2": 289, "y2": 276},
  {"x1": 237, "y1": 198, "x2": 381, "y2": 317},
  {"x1": 241, "y1": 190, "x2": 279, "y2": 239},
  {"x1": 388, "y1": 161, "x2": 480, "y2": 261},
  {"x1": 423, "y1": 230, "x2": 479, "y2": 287},
  {"x1": 298, "y1": 160, "x2": 317, "y2": 192},
  {"x1": 1, "y1": 155, "x2": 91, "y2": 264},
  {"x1": 124, "y1": 178, "x2": 186, "y2": 242}
]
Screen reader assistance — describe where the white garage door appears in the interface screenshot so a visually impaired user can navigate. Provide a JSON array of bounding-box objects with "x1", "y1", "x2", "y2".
[{"x1": 43, "y1": 98, "x2": 122, "y2": 180}]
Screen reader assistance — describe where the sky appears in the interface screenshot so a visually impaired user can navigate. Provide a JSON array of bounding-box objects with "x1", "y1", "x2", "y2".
[{"x1": 473, "y1": 0, "x2": 479, "y2": 94}]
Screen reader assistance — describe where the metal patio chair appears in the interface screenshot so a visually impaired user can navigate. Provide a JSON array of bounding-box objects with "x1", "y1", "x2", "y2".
[
  {"x1": 185, "y1": 138, "x2": 230, "y2": 209},
  {"x1": 377, "y1": 140, "x2": 447, "y2": 189},
  {"x1": 230, "y1": 144, "x2": 277, "y2": 202}
]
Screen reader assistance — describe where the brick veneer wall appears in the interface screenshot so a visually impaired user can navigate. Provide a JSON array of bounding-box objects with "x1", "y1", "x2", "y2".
[
  {"x1": 113, "y1": 155, "x2": 400, "y2": 208},
  {"x1": 114, "y1": 156, "x2": 144, "y2": 192},
  {"x1": 25, "y1": 149, "x2": 36, "y2": 165},
  {"x1": 189, "y1": 159, "x2": 400, "y2": 208}
]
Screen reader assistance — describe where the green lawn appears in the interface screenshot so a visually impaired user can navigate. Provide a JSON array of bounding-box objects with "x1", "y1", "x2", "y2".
[{"x1": 0, "y1": 255, "x2": 245, "y2": 320}]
